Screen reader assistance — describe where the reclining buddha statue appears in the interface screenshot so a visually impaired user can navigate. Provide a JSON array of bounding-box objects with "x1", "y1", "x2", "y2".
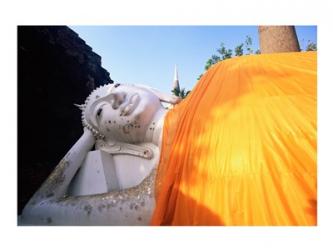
[
  {"x1": 21, "y1": 83, "x2": 180, "y2": 225},
  {"x1": 21, "y1": 51, "x2": 317, "y2": 226}
]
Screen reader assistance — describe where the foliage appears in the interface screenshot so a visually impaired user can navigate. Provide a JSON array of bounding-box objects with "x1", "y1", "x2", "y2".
[
  {"x1": 305, "y1": 41, "x2": 317, "y2": 51},
  {"x1": 198, "y1": 35, "x2": 259, "y2": 79},
  {"x1": 172, "y1": 87, "x2": 191, "y2": 99},
  {"x1": 244, "y1": 35, "x2": 253, "y2": 54},
  {"x1": 234, "y1": 43, "x2": 244, "y2": 56},
  {"x1": 205, "y1": 54, "x2": 221, "y2": 70},
  {"x1": 217, "y1": 43, "x2": 233, "y2": 60}
]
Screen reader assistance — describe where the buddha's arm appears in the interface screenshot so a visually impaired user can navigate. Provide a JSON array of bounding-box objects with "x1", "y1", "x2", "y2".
[
  {"x1": 22, "y1": 168, "x2": 156, "y2": 225},
  {"x1": 21, "y1": 128, "x2": 95, "y2": 223}
]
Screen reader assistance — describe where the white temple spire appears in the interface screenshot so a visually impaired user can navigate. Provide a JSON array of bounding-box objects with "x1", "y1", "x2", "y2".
[{"x1": 172, "y1": 65, "x2": 180, "y2": 91}]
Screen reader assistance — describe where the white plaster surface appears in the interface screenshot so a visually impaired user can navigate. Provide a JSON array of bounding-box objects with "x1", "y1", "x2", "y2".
[
  {"x1": 68, "y1": 143, "x2": 159, "y2": 196},
  {"x1": 68, "y1": 150, "x2": 118, "y2": 196}
]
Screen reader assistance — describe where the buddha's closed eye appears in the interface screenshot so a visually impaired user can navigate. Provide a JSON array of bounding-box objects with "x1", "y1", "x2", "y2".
[
  {"x1": 95, "y1": 104, "x2": 107, "y2": 122},
  {"x1": 97, "y1": 107, "x2": 103, "y2": 117}
]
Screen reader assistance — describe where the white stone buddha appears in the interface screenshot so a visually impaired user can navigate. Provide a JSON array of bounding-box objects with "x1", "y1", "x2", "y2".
[{"x1": 20, "y1": 83, "x2": 180, "y2": 225}]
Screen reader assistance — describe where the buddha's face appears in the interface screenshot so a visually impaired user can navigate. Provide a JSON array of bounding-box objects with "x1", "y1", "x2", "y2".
[{"x1": 86, "y1": 84, "x2": 162, "y2": 143}]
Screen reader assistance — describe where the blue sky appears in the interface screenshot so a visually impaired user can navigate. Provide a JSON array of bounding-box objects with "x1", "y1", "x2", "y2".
[{"x1": 70, "y1": 26, "x2": 316, "y2": 94}]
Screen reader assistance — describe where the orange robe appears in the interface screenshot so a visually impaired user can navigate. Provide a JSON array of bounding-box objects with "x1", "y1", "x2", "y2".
[{"x1": 152, "y1": 52, "x2": 317, "y2": 225}]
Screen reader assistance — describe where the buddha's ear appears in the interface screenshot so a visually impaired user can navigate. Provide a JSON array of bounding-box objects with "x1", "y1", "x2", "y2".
[{"x1": 137, "y1": 84, "x2": 181, "y2": 104}]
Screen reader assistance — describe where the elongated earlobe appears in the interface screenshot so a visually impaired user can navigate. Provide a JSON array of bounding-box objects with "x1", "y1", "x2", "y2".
[{"x1": 74, "y1": 103, "x2": 86, "y2": 111}]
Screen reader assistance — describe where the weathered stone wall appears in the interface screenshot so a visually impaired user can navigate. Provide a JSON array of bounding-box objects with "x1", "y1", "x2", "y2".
[{"x1": 18, "y1": 26, "x2": 113, "y2": 214}]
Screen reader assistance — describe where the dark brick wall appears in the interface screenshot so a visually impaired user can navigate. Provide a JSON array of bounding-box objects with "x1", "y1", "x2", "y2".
[{"x1": 18, "y1": 26, "x2": 113, "y2": 214}]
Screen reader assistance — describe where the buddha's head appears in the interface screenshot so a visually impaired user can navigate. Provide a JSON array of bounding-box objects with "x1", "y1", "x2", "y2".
[{"x1": 77, "y1": 83, "x2": 180, "y2": 144}]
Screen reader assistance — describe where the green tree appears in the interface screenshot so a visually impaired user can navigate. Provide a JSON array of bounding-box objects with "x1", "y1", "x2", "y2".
[
  {"x1": 172, "y1": 87, "x2": 190, "y2": 99},
  {"x1": 234, "y1": 43, "x2": 244, "y2": 56},
  {"x1": 245, "y1": 35, "x2": 253, "y2": 54},
  {"x1": 198, "y1": 35, "x2": 259, "y2": 80},
  {"x1": 306, "y1": 41, "x2": 317, "y2": 51},
  {"x1": 211, "y1": 54, "x2": 221, "y2": 63},
  {"x1": 204, "y1": 58, "x2": 214, "y2": 71},
  {"x1": 205, "y1": 54, "x2": 221, "y2": 70},
  {"x1": 204, "y1": 43, "x2": 233, "y2": 72},
  {"x1": 217, "y1": 43, "x2": 233, "y2": 60}
]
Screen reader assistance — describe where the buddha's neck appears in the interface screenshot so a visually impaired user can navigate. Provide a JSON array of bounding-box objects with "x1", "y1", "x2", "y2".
[{"x1": 145, "y1": 107, "x2": 167, "y2": 148}]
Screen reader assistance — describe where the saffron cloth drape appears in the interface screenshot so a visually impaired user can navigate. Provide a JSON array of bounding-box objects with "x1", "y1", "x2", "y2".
[{"x1": 152, "y1": 52, "x2": 317, "y2": 225}]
